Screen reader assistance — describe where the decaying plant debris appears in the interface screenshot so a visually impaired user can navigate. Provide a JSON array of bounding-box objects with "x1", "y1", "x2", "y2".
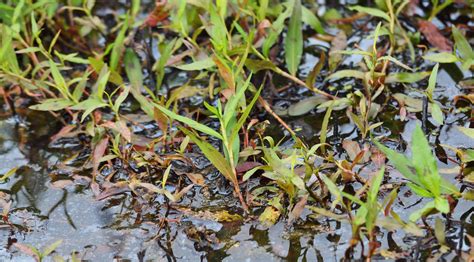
[{"x1": 0, "y1": 0, "x2": 473, "y2": 260}]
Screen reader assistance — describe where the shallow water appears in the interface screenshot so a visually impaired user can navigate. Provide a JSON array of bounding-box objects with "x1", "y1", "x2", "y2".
[
  {"x1": 1, "y1": 59, "x2": 473, "y2": 261},
  {"x1": 1, "y1": 0, "x2": 474, "y2": 260}
]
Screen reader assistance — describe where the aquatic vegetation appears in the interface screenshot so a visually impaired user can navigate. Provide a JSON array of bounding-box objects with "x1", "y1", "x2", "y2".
[
  {"x1": 0, "y1": 0, "x2": 472, "y2": 260},
  {"x1": 376, "y1": 124, "x2": 461, "y2": 221}
]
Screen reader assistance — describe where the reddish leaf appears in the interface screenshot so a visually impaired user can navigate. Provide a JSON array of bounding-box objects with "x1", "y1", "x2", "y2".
[
  {"x1": 92, "y1": 136, "x2": 109, "y2": 178},
  {"x1": 154, "y1": 107, "x2": 169, "y2": 135},
  {"x1": 50, "y1": 125, "x2": 75, "y2": 142},
  {"x1": 235, "y1": 161, "x2": 263, "y2": 174},
  {"x1": 288, "y1": 195, "x2": 308, "y2": 225},
  {"x1": 96, "y1": 181, "x2": 131, "y2": 200},
  {"x1": 342, "y1": 140, "x2": 361, "y2": 162},
  {"x1": 144, "y1": 0, "x2": 169, "y2": 27},
  {"x1": 418, "y1": 20, "x2": 452, "y2": 52},
  {"x1": 371, "y1": 147, "x2": 386, "y2": 168},
  {"x1": 51, "y1": 179, "x2": 74, "y2": 189},
  {"x1": 213, "y1": 56, "x2": 235, "y2": 92},
  {"x1": 13, "y1": 243, "x2": 39, "y2": 261},
  {"x1": 101, "y1": 120, "x2": 131, "y2": 142},
  {"x1": 186, "y1": 173, "x2": 205, "y2": 186}
]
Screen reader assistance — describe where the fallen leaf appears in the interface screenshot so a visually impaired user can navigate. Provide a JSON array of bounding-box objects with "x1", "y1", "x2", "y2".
[
  {"x1": 235, "y1": 161, "x2": 262, "y2": 174},
  {"x1": 101, "y1": 120, "x2": 131, "y2": 142},
  {"x1": 186, "y1": 173, "x2": 205, "y2": 186},
  {"x1": 96, "y1": 181, "x2": 131, "y2": 200},
  {"x1": 329, "y1": 31, "x2": 347, "y2": 71},
  {"x1": 92, "y1": 136, "x2": 109, "y2": 178},
  {"x1": 371, "y1": 147, "x2": 386, "y2": 168},
  {"x1": 342, "y1": 140, "x2": 361, "y2": 161},
  {"x1": 51, "y1": 179, "x2": 74, "y2": 189},
  {"x1": 259, "y1": 206, "x2": 280, "y2": 227},
  {"x1": 288, "y1": 194, "x2": 308, "y2": 224},
  {"x1": 50, "y1": 125, "x2": 76, "y2": 142},
  {"x1": 13, "y1": 243, "x2": 39, "y2": 261},
  {"x1": 418, "y1": 20, "x2": 452, "y2": 52}
]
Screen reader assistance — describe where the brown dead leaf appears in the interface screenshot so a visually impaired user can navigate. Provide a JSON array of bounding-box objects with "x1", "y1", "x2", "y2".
[
  {"x1": 101, "y1": 120, "x2": 131, "y2": 142},
  {"x1": 92, "y1": 136, "x2": 109, "y2": 178},
  {"x1": 418, "y1": 20, "x2": 452, "y2": 52},
  {"x1": 371, "y1": 147, "x2": 386, "y2": 168},
  {"x1": 288, "y1": 194, "x2": 308, "y2": 225},
  {"x1": 329, "y1": 31, "x2": 347, "y2": 71},
  {"x1": 213, "y1": 56, "x2": 235, "y2": 92},
  {"x1": 342, "y1": 140, "x2": 361, "y2": 161},
  {"x1": 235, "y1": 161, "x2": 262, "y2": 174},
  {"x1": 51, "y1": 179, "x2": 74, "y2": 189},
  {"x1": 173, "y1": 184, "x2": 194, "y2": 202},
  {"x1": 186, "y1": 173, "x2": 205, "y2": 186},
  {"x1": 96, "y1": 181, "x2": 130, "y2": 200}
]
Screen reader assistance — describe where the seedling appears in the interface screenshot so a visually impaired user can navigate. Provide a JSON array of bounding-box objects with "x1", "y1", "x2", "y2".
[
  {"x1": 375, "y1": 124, "x2": 461, "y2": 221},
  {"x1": 155, "y1": 75, "x2": 261, "y2": 212}
]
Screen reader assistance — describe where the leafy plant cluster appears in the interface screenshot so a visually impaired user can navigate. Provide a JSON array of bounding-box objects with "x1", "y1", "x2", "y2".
[{"x1": 0, "y1": 0, "x2": 473, "y2": 259}]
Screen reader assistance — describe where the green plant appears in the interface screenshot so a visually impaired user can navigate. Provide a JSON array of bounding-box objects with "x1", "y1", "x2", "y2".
[
  {"x1": 423, "y1": 26, "x2": 474, "y2": 70},
  {"x1": 310, "y1": 167, "x2": 400, "y2": 259},
  {"x1": 14, "y1": 240, "x2": 62, "y2": 262},
  {"x1": 155, "y1": 75, "x2": 261, "y2": 211},
  {"x1": 375, "y1": 124, "x2": 461, "y2": 221},
  {"x1": 243, "y1": 137, "x2": 306, "y2": 200},
  {"x1": 350, "y1": 0, "x2": 416, "y2": 61}
]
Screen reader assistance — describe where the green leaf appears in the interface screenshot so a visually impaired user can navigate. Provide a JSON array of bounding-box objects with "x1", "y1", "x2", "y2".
[
  {"x1": 180, "y1": 127, "x2": 235, "y2": 183},
  {"x1": 287, "y1": 95, "x2": 328, "y2": 116},
  {"x1": 434, "y1": 197, "x2": 450, "y2": 214},
  {"x1": 306, "y1": 52, "x2": 326, "y2": 88},
  {"x1": 110, "y1": 15, "x2": 129, "y2": 71},
  {"x1": 48, "y1": 59, "x2": 69, "y2": 99},
  {"x1": 374, "y1": 141, "x2": 419, "y2": 184},
  {"x1": 348, "y1": 6, "x2": 390, "y2": 21},
  {"x1": 42, "y1": 240, "x2": 62, "y2": 257},
  {"x1": 327, "y1": 70, "x2": 365, "y2": 81},
  {"x1": 430, "y1": 102, "x2": 443, "y2": 125},
  {"x1": 230, "y1": 85, "x2": 262, "y2": 144},
  {"x1": 243, "y1": 166, "x2": 265, "y2": 181},
  {"x1": 124, "y1": 48, "x2": 143, "y2": 91},
  {"x1": 175, "y1": 57, "x2": 216, "y2": 71},
  {"x1": 458, "y1": 126, "x2": 474, "y2": 138},
  {"x1": 244, "y1": 59, "x2": 277, "y2": 73},
  {"x1": 259, "y1": 206, "x2": 280, "y2": 227},
  {"x1": 409, "y1": 201, "x2": 435, "y2": 222},
  {"x1": 426, "y1": 63, "x2": 439, "y2": 96},
  {"x1": 154, "y1": 104, "x2": 223, "y2": 140},
  {"x1": 434, "y1": 217, "x2": 447, "y2": 245},
  {"x1": 301, "y1": 6, "x2": 324, "y2": 34},
  {"x1": 423, "y1": 52, "x2": 458, "y2": 63},
  {"x1": 407, "y1": 182, "x2": 433, "y2": 198},
  {"x1": 385, "y1": 72, "x2": 431, "y2": 84},
  {"x1": 262, "y1": 5, "x2": 292, "y2": 57},
  {"x1": 368, "y1": 167, "x2": 385, "y2": 204},
  {"x1": 70, "y1": 97, "x2": 108, "y2": 122},
  {"x1": 410, "y1": 124, "x2": 439, "y2": 195},
  {"x1": 93, "y1": 65, "x2": 110, "y2": 99},
  {"x1": 285, "y1": 0, "x2": 303, "y2": 76},
  {"x1": 223, "y1": 74, "x2": 252, "y2": 127},
  {"x1": 0, "y1": 167, "x2": 17, "y2": 182},
  {"x1": 29, "y1": 98, "x2": 74, "y2": 111},
  {"x1": 320, "y1": 174, "x2": 342, "y2": 206},
  {"x1": 378, "y1": 56, "x2": 413, "y2": 71},
  {"x1": 452, "y1": 26, "x2": 474, "y2": 62},
  {"x1": 320, "y1": 102, "x2": 333, "y2": 153}
]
